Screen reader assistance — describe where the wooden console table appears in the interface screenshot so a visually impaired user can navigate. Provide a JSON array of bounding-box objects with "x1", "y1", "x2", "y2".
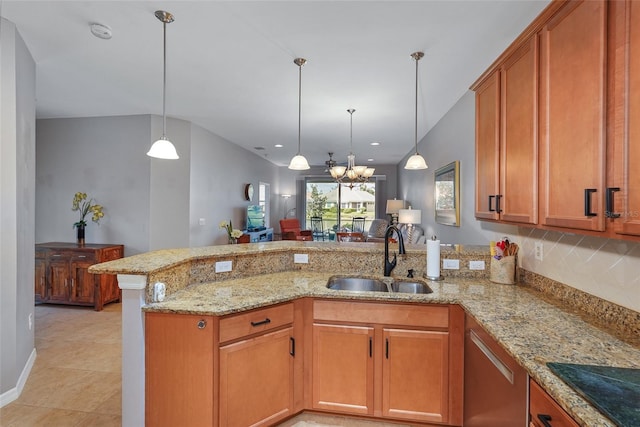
[{"x1": 35, "y1": 242, "x2": 124, "y2": 311}]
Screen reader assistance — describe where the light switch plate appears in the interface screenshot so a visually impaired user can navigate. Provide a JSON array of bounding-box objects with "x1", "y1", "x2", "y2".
[
  {"x1": 443, "y1": 259, "x2": 460, "y2": 270},
  {"x1": 215, "y1": 261, "x2": 233, "y2": 273},
  {"x1": 469, "y1": 260, "x2": 485, "y2": 270},
  {"x1": 294, "y1": 253, "x2": 309, "y2": 264}
]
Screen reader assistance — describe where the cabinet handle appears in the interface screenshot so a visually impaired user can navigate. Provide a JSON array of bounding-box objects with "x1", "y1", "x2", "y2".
[
  {"x1": 537, "y1": 414, "x2": 553, "y2": 427},
  {"x1": 584, "y1": 189, "x2": 597, "y2": 217},
  {"x1": 52, "y1": 254, "x2": 62, "y2": 257},
  {"x1": 605, "y1": 187, "x2": 621, "y2": 218},
  {"x1": 496, "y1": 195, "x2": 503, "y2": 214},
  {"x1": 488, "y1": 195, "x2": 496, "y2": 212},
  {"x1": 385, "y1": 338, "x2": 389, "y2": 359},
  {"x1": 70, "y1": 278, "x2": 74, "y2": 288},
  {"x1": 369, "y1": 337, "x2": 373, "y2": 358},
  {"x1": 77, "y1": 255, "x2": 86, "y2": 258},
  {"x1": 197, "y1": 319, "x2": 207, "y2": 329},
  {"x1": 290, "y1": 337, "x2": 295, "y2": 356},
  {"x1": 250, "y1": 318, "x2": 271, "y2": 327}
]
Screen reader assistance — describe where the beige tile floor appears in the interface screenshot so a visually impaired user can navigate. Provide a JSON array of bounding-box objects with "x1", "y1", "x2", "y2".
[
  {"x1": 0, "y1": 303, "x2": 405, "y2": 427},
  {"x1": 0, "y1": 303, "x2": 122, "y2": 427}
]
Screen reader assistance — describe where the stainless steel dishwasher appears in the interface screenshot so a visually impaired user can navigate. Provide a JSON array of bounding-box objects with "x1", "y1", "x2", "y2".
[{"x1": 464, "y1": 314, "x2": 529, "y2": 426}]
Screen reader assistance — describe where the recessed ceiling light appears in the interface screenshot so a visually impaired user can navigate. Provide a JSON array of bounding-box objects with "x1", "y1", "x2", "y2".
[
  {"x1": 254, "y1": 146, "x2": 265, "y2": 151},
  {"x1": 367, "y1": 158, "x2": 374, "y2": 162},
  {"x1": 90, "y1": 23, "x2": 112, "y2": 40},
  {"x1": 370, "y1": 142, "x2": 380, "y2": 146},
  {"x1": 274, "y1": 144, "x2": 283, "y2": 148}
]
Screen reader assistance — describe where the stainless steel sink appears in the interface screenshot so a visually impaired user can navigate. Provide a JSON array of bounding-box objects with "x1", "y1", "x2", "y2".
[
  {"x1": 326, "y1": 276, "x2": 433, "y2": 294},
  {"x1": 326, "y1": 277, "x2": 389, "y2": 292},
  {"x1": 391, "y1": 280, "x2": 433, "y2": 294}
]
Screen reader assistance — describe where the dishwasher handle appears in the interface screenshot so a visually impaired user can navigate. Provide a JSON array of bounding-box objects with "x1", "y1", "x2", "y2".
[{"x1": 470, "y1": 329, "x2": 514, "y2": 384}]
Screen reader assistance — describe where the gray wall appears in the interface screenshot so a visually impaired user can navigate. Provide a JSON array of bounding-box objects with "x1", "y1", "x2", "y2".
[
  {"x1": 398, "y1": 91, "x2": 640, "y2": 312},
  {"x1": 0, "y1": 18, "x2": 36, "y2": 399}
]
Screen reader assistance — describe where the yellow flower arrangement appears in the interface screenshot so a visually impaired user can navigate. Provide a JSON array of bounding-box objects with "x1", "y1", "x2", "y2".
[
  {"x1": 72, "y1": 192, "x2": 105, "y2": 228},
  {"x1": 219, "y1": 220, "x2": 243, "y2": 242}
]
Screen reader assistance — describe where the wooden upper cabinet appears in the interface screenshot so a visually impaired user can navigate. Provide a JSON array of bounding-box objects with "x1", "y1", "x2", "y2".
[
  {"x1": 609, "y1": 0, "x2": 640, "y2": 237},
  {"x1": 538, "y1": 0, "x2": 608, "y2": 232},
  {"x1": 500, "y1": 36, "x2": 538, "y2": 224},
  {"x1": 475, "y1": 72, "x2": 501, "y2": 221},
  {"x1": 474, "y1": 36, "x2": 537, "y2": 224}
]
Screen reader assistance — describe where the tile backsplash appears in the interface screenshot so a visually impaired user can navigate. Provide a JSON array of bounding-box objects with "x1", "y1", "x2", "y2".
[{"x1": 498, "y1": 228, "x2": 640, "y2": 313}]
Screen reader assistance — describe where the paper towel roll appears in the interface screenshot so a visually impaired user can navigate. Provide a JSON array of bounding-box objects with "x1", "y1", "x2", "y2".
[{"x1": 426, "y1": 238, "x2": 441, "y2": 279}]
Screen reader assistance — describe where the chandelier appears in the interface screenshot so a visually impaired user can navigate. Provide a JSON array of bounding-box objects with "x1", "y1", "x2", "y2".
[{"x1": 330, "y1": 109, "x2": 375, "y2": 188}]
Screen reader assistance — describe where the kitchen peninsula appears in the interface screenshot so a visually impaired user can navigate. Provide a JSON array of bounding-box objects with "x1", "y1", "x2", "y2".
[{"x1": 90, "y1": 241, "x2": 640, "y2": 427}]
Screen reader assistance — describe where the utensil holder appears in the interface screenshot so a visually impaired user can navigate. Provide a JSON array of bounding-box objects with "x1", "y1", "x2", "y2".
[{"x1": 490, "y1": 255, "x2": 516, "y2": 284}]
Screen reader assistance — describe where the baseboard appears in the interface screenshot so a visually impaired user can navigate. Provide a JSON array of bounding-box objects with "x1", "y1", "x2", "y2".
[{"x1": 0, "y1": 348, "x2": 37, "y2": 408}]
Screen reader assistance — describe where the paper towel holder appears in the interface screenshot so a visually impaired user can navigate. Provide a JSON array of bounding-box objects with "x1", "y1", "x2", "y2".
[{"x1": 424, "y1": 235, "x2": 444, "y2": 281}]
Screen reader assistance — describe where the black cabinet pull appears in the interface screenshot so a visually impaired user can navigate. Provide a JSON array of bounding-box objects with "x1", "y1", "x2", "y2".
[
  {"x1": 385, "y1": 338, "x2": 389, "y2": 359},
  {"x1": 250, "y1": 318, "x2": 271, "y2": 327},
  {"x1": 289, "y1": 337, "x2": 295, "y2": 356},
  {"x1": 584, "y1": 188, "x2": 597, "y2": 217},
  {"x1": 537, "y1": 414, "x2": 553, "y2": 427},
  {"x1": 488, "y1": 195, "x2": 495, "y2": 212},
  {"x1": 369, "y1": 337, "x2": 372, "y2": 358},
  {"x1": 496, "y1": 194, "x2": 503, "y2": 214},
  {"x1": 605, "y1": 187, "x2": 621, "y2": 218}
]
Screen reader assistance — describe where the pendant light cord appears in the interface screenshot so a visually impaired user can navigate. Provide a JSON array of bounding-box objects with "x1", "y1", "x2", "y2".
[
  {"x1": 298, "y1": 62, "x2": 302, "y2": 155},
  {"x1": 414, "y1": 54, "x2": 419, "y2": 154},
  {"x1": 162, "y1": 20, "x2": 167, "y2": 138}
]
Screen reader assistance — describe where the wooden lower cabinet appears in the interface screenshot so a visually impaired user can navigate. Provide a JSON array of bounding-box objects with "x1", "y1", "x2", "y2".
[
  {"x1": 35, "y1": 242, "x2": 123, "y2": 310},
  {"x1": 310, "y1": 300, "x2": 463, "y2": 425},
  {"x1": 529, "y1": 379, "x2": 579, "y2": 427},
  {"x1": 219, "y1": 327, "x2": 295, "y2": 427},
  {"x1": 145, "y1": 312, "x2": 215, "y2": 427},
  {"x1": 145, "y1": 300, "x2": 464, "y2": 427},
  {"x1": 312, "y1": 324, "x2": 374, "y2": 415}
]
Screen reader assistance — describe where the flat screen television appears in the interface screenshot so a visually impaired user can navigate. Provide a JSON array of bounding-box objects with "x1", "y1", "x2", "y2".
[{"x1": 246, "y1": 205, "x2": 265, "y2": 231}]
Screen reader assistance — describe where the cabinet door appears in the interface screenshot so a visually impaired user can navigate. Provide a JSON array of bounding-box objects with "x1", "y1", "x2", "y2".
[
  {"x1": 35, "y1": 257, "x2": 47, "y2": 302},
  {"x1": 145, "y1": 313, "x2": 214, "y2": 427},
  {"x1": 616, "y1": 0, "x2": 640, "y2": 236},
  {"x1": 312, "y1": 324, "x2": 374, "y2": 415},
  {"x1": 529, "y1": 379, "x2": 579, "y2": 427},
  {"x1": 219, "y1": 327, "x2": 295, "y2": 427},
  {"x1": 500, "y1": 36, "x2": 538, "y2": 224},
  {"x1": 539, "y1": 0, "x2": 607, "y2": 231},
  {"x1": 475, "y1": 71, "x2": 501, "y2": 220},
  {"x1": 48, "y1": 257, "x2": 69, "y2": 302},
  {"x1": 69, "y1": 258, "x2": 96, "y2": 304},
  {"x1": 382, "y1": 328, "x2": 449, "y2": 423}
]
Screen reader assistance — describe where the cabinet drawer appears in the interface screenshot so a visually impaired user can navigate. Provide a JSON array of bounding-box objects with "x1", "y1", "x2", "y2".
[
  {"x1": 529, "y1": 379, "x2": 579, "y2": 427},
  {"x1": 69, "y1": 252, "x2": 97, "y2": 263},
  {"x1": 101, "y1": 246, "x2": 123, "y2": 261},
  {"x1": 313, "y1": 300, "x2": 449, "y2": 329},
  {"x1": 219, "y1": 303, "x2": 294, "y2": 344}
]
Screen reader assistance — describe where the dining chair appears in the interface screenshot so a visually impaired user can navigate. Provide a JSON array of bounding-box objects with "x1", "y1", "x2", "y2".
[
  {"x1": 310, "y1": 216, "x2": 325, "y2": 241},
  {"x1": 352, "y1": 216, "x2": 366, "y2": 233}
]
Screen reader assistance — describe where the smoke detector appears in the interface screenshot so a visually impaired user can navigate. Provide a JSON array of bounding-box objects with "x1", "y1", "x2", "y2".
[{"x1": 90, "y1": 23, "x2": 112, "y2": 40}]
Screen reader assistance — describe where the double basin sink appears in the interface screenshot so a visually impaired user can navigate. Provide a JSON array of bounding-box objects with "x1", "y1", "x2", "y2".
[{"x1": 327, "y1": 276, "x2": 433, "y2": 294}]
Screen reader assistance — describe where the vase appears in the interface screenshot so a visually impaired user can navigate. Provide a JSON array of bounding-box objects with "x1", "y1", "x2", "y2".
[
  {"x1": 77, "y1": 224, "x2": 85, "y2": 246},
  {"x1": 228, "y1": 237, "x2": 237, "y2": 244}
]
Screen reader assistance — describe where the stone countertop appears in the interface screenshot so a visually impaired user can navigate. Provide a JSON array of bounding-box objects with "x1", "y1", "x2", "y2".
[
  {"x1": 144, "y1": 271, "x2": 640, "y2": 427},
  {"x1": 87, "y1": 240, "x2": 484, "y2": 275}
]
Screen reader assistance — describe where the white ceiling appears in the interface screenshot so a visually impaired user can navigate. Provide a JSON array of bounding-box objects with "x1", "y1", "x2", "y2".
[{"x1": 1, "y1": 0, "x2": 549, "y2": 167}]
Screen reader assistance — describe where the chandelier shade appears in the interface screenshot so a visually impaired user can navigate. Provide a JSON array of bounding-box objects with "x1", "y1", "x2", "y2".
[{"x1": 330, "y1": 109, "x2": 374, "y2": 187}]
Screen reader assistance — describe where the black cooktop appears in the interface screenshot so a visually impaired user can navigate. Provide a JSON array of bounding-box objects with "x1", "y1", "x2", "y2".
[{"x1": 546, "y1": 362, "x2": 640, "y2": 427}]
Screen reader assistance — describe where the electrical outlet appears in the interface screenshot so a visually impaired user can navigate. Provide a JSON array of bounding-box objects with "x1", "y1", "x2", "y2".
[
  {"x1": 535, "y1": 242, "x2": 544, "y2": 261},
  {"x1": 153, "y1": 282, "x2": 166, "y2": 302},
  {"x1": 469, "y1": 260, "x2": 485, "y2": 270},
  {"x1": 215, "y1": 261, "x2": 233, "y2": 273},
  {"x1": 28, "y1": 313, "x2": 33, "y2": 331},
  {"x1": 443, "y1": 259, "x2": 460, "y2": 270},
  {"x1": 294, "y1": 253, "x2": 309, "y2": 264}
]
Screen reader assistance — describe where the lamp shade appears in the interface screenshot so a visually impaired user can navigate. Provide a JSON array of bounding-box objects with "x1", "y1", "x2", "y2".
[
  {"x1": 386, "y1": 199, "x2": 406, "y2": 214},
  {"x1": 398, "y1": 208, "x2": 421, "y2": 224},
  {"x1": 404, "y1": 153, "x2": 428, "y2": 170},
  {"x1": 288, "y1": 154, "x2": 310, "y2": 170},
  {"x1": 147, "y1": 137, "x2": 179, "y2": 159}
]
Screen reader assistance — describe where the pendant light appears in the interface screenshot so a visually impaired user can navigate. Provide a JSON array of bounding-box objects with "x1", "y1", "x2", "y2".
[
  {"x1": 404, "y1": 51, "x2": 428, "y2": 170},
  {"x1": 330, "y1": 109, "x2": 374, "y2": 188},
  {"x1": 147, "y1": 10, "x2": 179, "y2": 160},
  {"x1": 288, "y1": 58, "x2": 311, "y2": 170}
]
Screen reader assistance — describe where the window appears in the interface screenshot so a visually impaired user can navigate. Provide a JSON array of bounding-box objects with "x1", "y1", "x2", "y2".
[
  {"x1": 304, "y1": 178, "x2": 377, "y2": 239},
  {"x1": 259, "y1": 182, "x2": 270, "y2": 227}
]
